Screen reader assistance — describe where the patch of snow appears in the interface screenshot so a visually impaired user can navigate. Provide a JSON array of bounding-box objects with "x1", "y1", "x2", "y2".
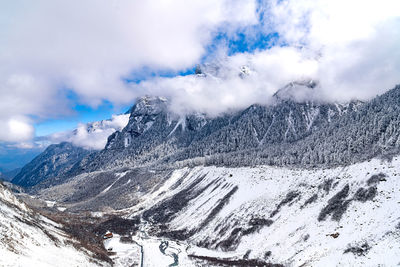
[
  {"x1": 102, "y1": 171, "x2": 129, "y2": 194},
  {"x1": 103, "y1": 233, "x2": 141, "y2": 267},
  {"x1": 45, "y1": 200, "x2": 56, "y2": 208}
]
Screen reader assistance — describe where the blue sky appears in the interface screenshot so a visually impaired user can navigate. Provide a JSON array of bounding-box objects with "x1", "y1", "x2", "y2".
[
  {"x1": 34, "y1": 100, "x2": 130, "y2": 136},
  {"x1": 34, "y1": 67, "x2": 202, "y2": 136},
  {"x1": 34, "y1": 27, "x2": 277, "y2": 137}
]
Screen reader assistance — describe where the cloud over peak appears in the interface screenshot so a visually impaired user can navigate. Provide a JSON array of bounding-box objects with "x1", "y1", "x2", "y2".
[
  {"x1": 0, "y1": 0, "x2": 399, "y2": 145},
  {"x1": 132, "y1": 0, "x2": 400, "y2": 115}
]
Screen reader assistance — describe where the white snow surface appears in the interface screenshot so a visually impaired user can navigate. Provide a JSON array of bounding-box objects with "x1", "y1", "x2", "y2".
[
  {"x1": 0, "y1": 183, "x2": 108, "y2": 267},
  {"x1": 103, "y1": 229, "x2": 193, "y2": 267},
  {"x1": 124, "y1": 156, "x2": 400, "y2": 266},
  {"x1": 103, "y1": 234, "x2": 141, "y2": 267}
]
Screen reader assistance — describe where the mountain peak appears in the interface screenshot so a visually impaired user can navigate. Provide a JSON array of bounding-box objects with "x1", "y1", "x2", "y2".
[
  {"x1": 130, "y1": 96, "x2": 168, "y2": 117},
  {"x1": 273, "y1": 80, "x2": 318, "y2": 103}
]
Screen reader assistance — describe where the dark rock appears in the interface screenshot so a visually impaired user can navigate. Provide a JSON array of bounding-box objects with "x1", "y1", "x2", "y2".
[
  {"x1": 303, "y1": 234, "x2": 310, "y2": 241},
  {"x1": 302, "y1": 193, "x2": 318, "y2": 208},
  {"x1": 270, "y1": 191, "x2": 300, "y2": 217},
  {"x1": 367, "y1": 173, "x2": 387, "y2": 186},
  {"x1": 217, "y1": 227, "x2": 243, "y2": 251},
  {"x1": 328, "y1": 232, "x2": 340, "y2": 238},
  {"x1": 318, "y1": 184, "x2": 350, "y2": 221},
  {"x1": 319, "y1": 179, "x2": 334, "y2": 193},
  {"x1": 354, "y1": 186, "x2": 377, "y2": 202},
  {"x1": 344, "y1": 242, "x2": 371, "y2": 256},
  {"x1": 243, "y1": 250, "x2": 251, "y2": 260},
  {"x1": 264, "y1": 251, "x2": 272, "y2": 259},
  {"x1": 243, "y1": 218, "x2": 274, "y2": 235}
]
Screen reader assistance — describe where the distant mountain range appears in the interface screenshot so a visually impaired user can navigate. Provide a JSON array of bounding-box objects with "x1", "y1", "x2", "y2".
[
  {"x1": 45, "y1": 113, "x2": 129, "y2": 150},
  {"x1": 12, "y1": 142, "x2": 91, "y2": 187},
  {"x1": 0, "y1": 168, "x2": 21, "y2": 182},
  {"x1": 12, "y1": 113, "x2": 129, "y2": 187}
]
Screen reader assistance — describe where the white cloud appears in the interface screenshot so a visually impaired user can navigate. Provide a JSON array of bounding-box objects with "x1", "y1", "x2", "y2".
[
  {"x1": 0, "y1": 117, "x2": 34, "y2": 142},
  {"x1": 132, "y1": 46, "x2": 319, "y2": 115},
  {"x1": 0, "y1": 0, "x2": 258, "y2": 142},
  {"x1": 132, "y1": 0, "x2": 400, "y2": 115},
  {"x1": 265, "y1": 0, "x2": 400, "y2": 101},
  {"x1": 0, "y1": 0, "x2": 399, "y2": 145},
  {"x1": 48, "y1": 114, "x2": 130, "y2": 150}
]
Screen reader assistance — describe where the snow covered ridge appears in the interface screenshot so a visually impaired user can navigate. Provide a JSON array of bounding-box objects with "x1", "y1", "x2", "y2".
[
  {"x1": 88, "y1": 89, "x2": 362, "y2": 172},
  {"x1": 122, "y1": 156, "x2": 400, "y2": 266},
  {"x1": 104, "y1": 84, "x2": 396, "y2": 169},
  {"x1": 16, "y1": 84, "x2": 400, "y2": 189},
  {"x1": 12, "y1": 142, "x2": 91, "y2": 187},
  {"x1": 0, "y1": 182, "x2": 109, "y2": 267}
]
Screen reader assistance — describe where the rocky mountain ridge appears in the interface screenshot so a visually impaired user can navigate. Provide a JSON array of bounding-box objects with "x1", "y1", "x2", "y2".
[
  {"x1": 77, "y1": 84, "x2": 363, "y2": 174},
  {"x1": 13, "y1": 81, "x2": 365, "y2": 188}
]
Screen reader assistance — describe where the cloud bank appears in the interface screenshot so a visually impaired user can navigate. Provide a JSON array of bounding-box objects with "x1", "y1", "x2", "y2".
[
  {"x1": 132, "y1": 0, "x2": 400, "y2": 115},
  {"x1": 48, "y1": 114, "x2": 130, "y2": 150},
  {"x1": 0, "y1": 0, "x2": 399, "y2": 144},
  {"x1": 0, "y1": 0, "x2": 257, "y2": 142}
]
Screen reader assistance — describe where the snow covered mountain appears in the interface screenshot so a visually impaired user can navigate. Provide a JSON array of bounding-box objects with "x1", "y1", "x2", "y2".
[
  {"x1": 12, "y1": 113, "x2": 130, "y2": 188},
  {"x1": 73, "y1": 85, "x2": 361, "y2": 175},
  {"x1": 0, "y1": 182, "x2": 109, "y2": 266},
  {"x1": 12, "y1": 142, "x2": 91, "y2": 188},
  {"x1": 9, "y1": 84, "x2": 400, "y2": 266}
]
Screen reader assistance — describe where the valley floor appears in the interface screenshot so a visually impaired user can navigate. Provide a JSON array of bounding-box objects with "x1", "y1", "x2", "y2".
[{"x1": 19, "y1": 155, "x2": 400, "y2": 266}]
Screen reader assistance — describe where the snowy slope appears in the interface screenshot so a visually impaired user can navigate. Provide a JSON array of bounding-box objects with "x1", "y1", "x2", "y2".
[
  {"x1": 124, "y1": 156, "x2": 400, "y2": 266},
  {"x1": 0, "y1": 182, "x2": 109, "y2": 267}
]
